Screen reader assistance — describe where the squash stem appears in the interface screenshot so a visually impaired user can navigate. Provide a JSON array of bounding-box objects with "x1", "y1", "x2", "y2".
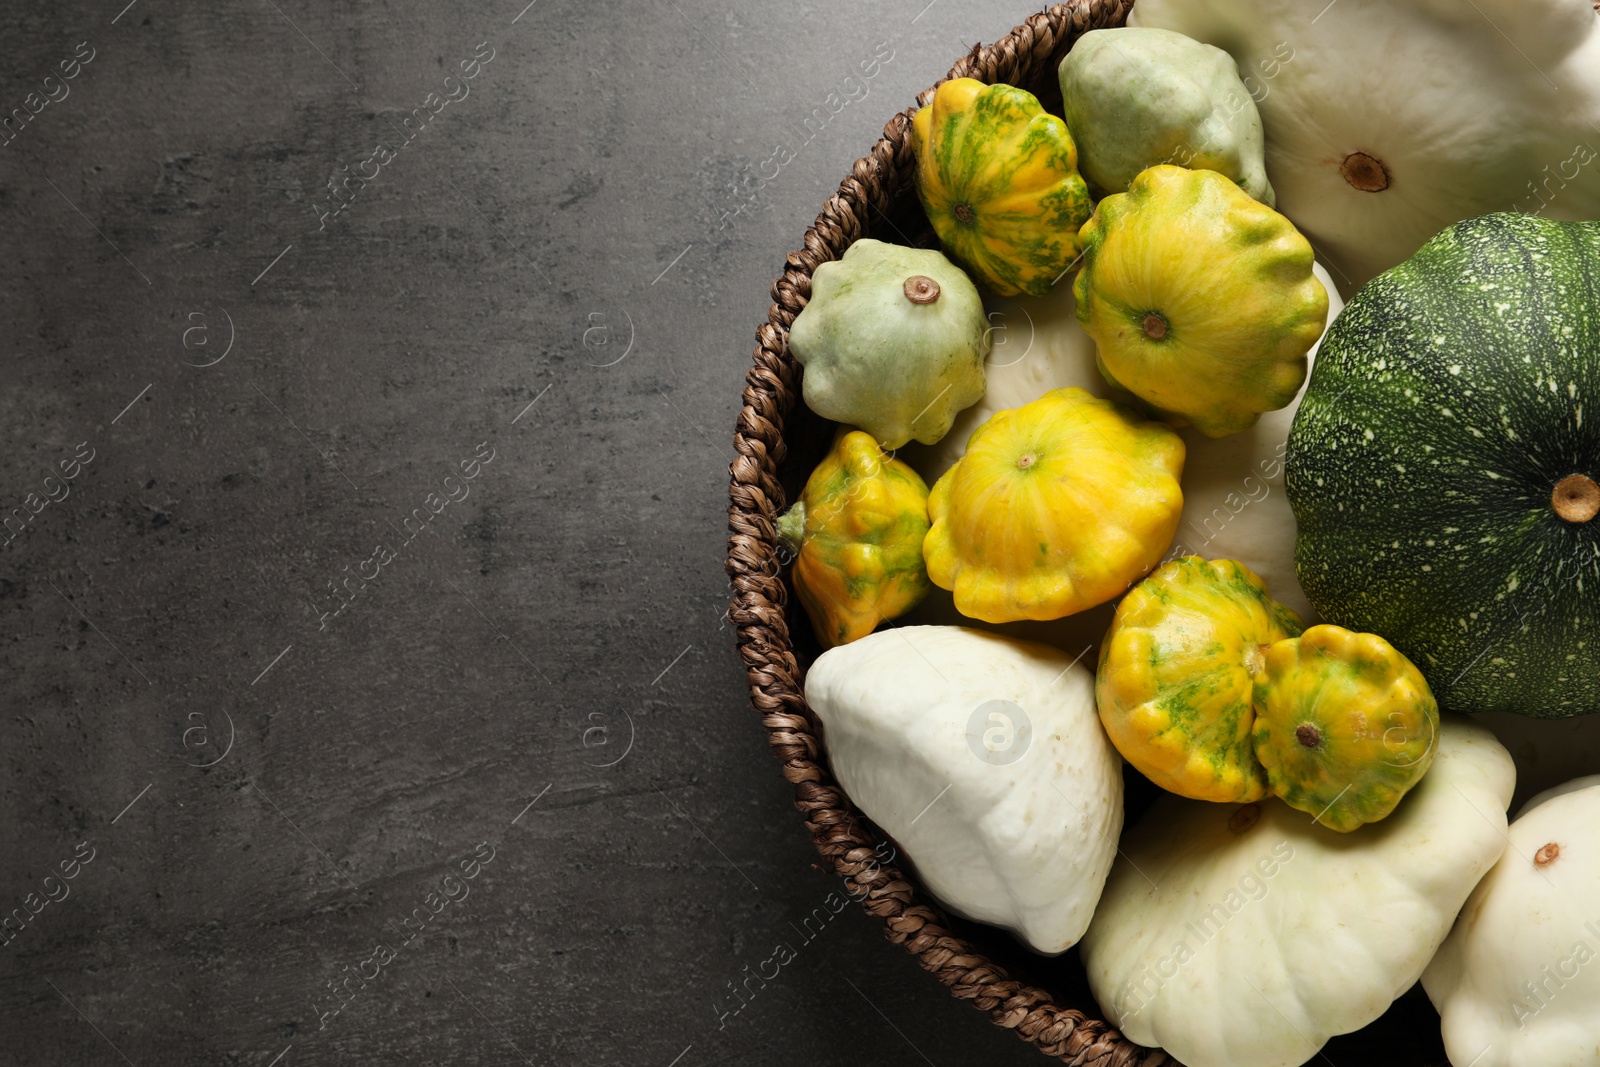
[
  {"x1": 1340, "y1": 151, "x2": 1390, "y2": 192},
  {"x1": 1553, "y1": 474, "x2": 1599, "y2": 523},
  {"x1": 776, "y1": 502, "x2": 807, "y2": 554}
]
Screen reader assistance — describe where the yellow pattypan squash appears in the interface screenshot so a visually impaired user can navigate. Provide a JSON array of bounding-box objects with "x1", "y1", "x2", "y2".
[
  {"x1": 1074, "y1": 165, "x2": 1329, "y2": 437},
  {"x1": 777, "y1": 430, "x2": 932, "y2": 648},
  {"x1": 1252, "y1": 624, "x2": 1439, "y2": 832},
  {"x1": 923, "y1": 387, "x2": 1184, "y2": 623},
  {"x1": 1097, "y1": 556, "x2": 1302, "y2": 803},
  {"x1": 912, "y1": 77, "x2": 1094, "y2": 297}
]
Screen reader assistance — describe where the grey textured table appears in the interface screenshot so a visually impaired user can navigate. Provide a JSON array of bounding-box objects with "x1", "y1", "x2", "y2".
[{"x1": 0, "y1": 2, "x2": 1058, "y2": 1064}]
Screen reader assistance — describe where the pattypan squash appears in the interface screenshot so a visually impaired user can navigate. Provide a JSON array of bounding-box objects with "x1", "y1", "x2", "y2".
[
  {"x1": 1059, "y1": 27, "x2": 1275, "y2": 205},
  {"x1": 1097, "y1": 556, "x2": 1302, "y2": 803},
  {"x1": 1082, "y1": 717, "x2": 1515, "y2": 1067},
  {"x1": 806, "y1": 625, "x2": 1122, "y2": 954},
  {"x1": 911, "y1": 77, "x2": 1093, "y2": 297},
  {"x1": 777, "y1": 430, "x2": 931, "y2": 648},
  {"x1": 1075, "y1": 165, "x2": 1328, "y2": 438},
  {"x1": 1425, "y1": 775, "x2": 1600, "y2": 1067},
  {"x1": 1252, "y1": 624, "x2": 1439, "y2": 832},
  {"x1": 924, "y1": 387, "x2": 1185, "y2": 624},
  {"x1": 907, "y1": 264, "x2": 1345, "y2": 633},
  {"x1": 789, "y1": 238, "x2": 988, "y2": 449},
  {"x1": 1128, "y1": 0, "x2": 1600, "y2": 293}
]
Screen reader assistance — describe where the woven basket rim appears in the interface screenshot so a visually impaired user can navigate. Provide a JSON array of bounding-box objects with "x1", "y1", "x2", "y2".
[{"x1": 722, "y1": 3, "x2": 1171, "y2": 1064}]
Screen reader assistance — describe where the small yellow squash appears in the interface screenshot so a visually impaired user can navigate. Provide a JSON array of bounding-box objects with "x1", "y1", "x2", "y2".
[
  {"x1": 777, "y1": 430, "x2": 932, "y2": 648},
  {"x1": 911, "y1": 77, "x2": 1094, "y2": 297},
  {"x1": 923, "y1": 387, "x2": 1184, "y2": 623},
  {"x1": 1252, "y1": 624, "x2": 1439, "y2": 832},
  {"x1": 1097, "y1": 556, "x2": 1302, "y2": 802},
  {"x1": 1074, "y1": 165, "x2": 1328, "y2": 437}
]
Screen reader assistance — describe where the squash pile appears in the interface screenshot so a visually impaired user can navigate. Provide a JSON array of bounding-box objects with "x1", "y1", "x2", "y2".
[{"x1": 774, "y1": 12, "x2": 1600, "y2": 1067}]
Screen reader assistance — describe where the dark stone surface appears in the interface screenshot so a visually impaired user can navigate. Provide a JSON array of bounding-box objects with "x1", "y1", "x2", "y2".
[{"x1": 0, "y1": 2, "x2": 1061, "y2": 1064}]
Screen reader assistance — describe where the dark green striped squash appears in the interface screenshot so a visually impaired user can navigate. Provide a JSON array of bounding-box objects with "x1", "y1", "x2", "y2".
[{"x1": 1288, "y1": 212, "x2": 1600, "y2": 718}]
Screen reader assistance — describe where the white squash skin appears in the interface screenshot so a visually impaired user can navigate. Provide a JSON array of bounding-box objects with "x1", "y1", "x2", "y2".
[
  {"x1": 902, "y1": 263, "x2": 1343, "y2": 638},
  {"x1": 804, "y1": 625, "x2": 1122, "y2": 955},
  {"x1": 1128, "y1": 0, "x2": 1600, "y2": 294},
  {"x1": 1082, "y1": 717, "x2": 1514, "y2": 1067},
  {"x1": 1424, "y1": 776, "x2": 1600, "y2": 1067}
]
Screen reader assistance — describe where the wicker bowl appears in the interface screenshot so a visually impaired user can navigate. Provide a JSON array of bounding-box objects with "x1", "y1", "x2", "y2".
[{"x1": 725, "y1": 3, "x2": 1446, "y2": 1063}]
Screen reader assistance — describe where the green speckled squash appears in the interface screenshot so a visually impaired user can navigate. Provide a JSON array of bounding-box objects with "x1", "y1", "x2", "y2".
[
  {"x1": 1288, "y1": 213, "x2": 1600, "y2": 717},
  {"x1": 1097, "y1": 556, "x2": 1302, "y2": 802},
  {"x1": 1059, "y1": 26, "x2": 1275, "y2": 205},
  {"x1": 777, "y1": 430, "x2": 931, "y2": 648},
  {"x1": 911, "y1": 77, "x2": 1093, "y2": 297},
  {"x1": 1252, "y1": 624, "x2": 1439, "y2": 832}
]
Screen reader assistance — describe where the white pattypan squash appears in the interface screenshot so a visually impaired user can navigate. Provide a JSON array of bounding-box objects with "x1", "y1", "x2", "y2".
[
  {"x1": 1082, "y1": 716, "x2": 1513, "y2": 1067},
  {"x1": 903, "y1": 264, "x2": 1343, "y2": 631},
  {"x1": 1424, "y1": 775, "x2": 1600, "y2": 1067},
  {"x1": 805, "y1": 625, "x2": 1122, "y2": 954},
  {"x1": 1129, "y1": 0, "x2": 1600, "y2": 293}
]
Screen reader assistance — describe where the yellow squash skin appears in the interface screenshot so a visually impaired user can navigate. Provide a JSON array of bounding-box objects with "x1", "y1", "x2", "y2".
[
  {"x1": 1074, "y1": 165, "x2": 1328, "y2": 437},
  {"x1": 911, "y1": 77, "x2": 1094, "y2": 297},
  {"x1": 1097, "y1": 556, "x2": 1303, "y2": 802},
  {"x1": 1252, "y1": 624, "x2": 1439, "y2": 832},
  {"x1": 923, "y1": 387, "x2": 1184, "y2": 623},
  {"x1": 777, "y1": 430, "x2": 932, "y2": 648}
]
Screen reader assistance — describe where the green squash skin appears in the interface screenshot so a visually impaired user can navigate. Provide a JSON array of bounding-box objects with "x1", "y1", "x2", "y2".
[
  {"x1": 789, "y1": 239, "x2": 989, "y2": 449},
  {"x1": 1058, "y1": 27, "x2": 1274, "y2": 206},
  {"x1": 1287, "y1": 213, "x2": 1600, "y2": 717}
]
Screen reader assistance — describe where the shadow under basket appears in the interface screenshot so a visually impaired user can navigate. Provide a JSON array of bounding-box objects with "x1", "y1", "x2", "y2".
[{"x1": 724, "y1": 3, "x2": 1454, "y2": 1063}]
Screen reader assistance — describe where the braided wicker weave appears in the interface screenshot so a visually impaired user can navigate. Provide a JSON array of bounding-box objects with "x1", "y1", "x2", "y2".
[{"x1": 723, "y1": 3, "x2": 1171, "y2": 1063}]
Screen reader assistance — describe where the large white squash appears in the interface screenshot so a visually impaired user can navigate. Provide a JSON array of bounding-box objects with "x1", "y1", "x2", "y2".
[
  {"x1": 805, "y1": 625, "x2": 1122, "y2": 954},
  {"x1": 1081, "y1": 717, "x2": 1514, "y2": 1067},
  {"x1": 1424, "y1": 775, "x2": 1600, "y2": 1067},
  {"x1": 1129, "y1": 0, "x2": 1600, "y2": 293}
]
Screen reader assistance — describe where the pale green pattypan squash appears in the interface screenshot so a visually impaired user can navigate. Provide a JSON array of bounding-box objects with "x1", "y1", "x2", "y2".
[
  {"x1": 1059, "y1": 27, "x2": 1275, "y2": 205},
  {"x1": 1082, "y1": 717, "x2": 1513, "y2": 1067},
  {"x1": 1129, "y1": 0, "x2": 1600, "y2": 293},
  {"x1": 806, "y1": 625, "x2": 1122, "y2": 954},
  {"x1": 789, "y1": 238, "x2": 988, "y2": 449},
  {"x1": 1425, "y1": 775, "x2": 1600, "y2": 1067}
]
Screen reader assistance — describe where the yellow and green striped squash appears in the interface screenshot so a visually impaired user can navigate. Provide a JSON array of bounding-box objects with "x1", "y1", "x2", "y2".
[
  {"x1": 1097, "y1": 556, "x2": 1302, "y2": 803},
  {"x1": 911, "y1": 77, "x2": 1093, "y2": 297},
  {"x1": 923, "y1": 387, "x2": 1184, "y2": 623},
  {"x1": 1252, "y1": 624, "x2": 1439, "y2": 832},
  {"x1": 777, "y1": 430, "x2": 932, "y2": 648},
  {"x1": 1074, "y1": 164, "x2": 1328, "y2": 437}
]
